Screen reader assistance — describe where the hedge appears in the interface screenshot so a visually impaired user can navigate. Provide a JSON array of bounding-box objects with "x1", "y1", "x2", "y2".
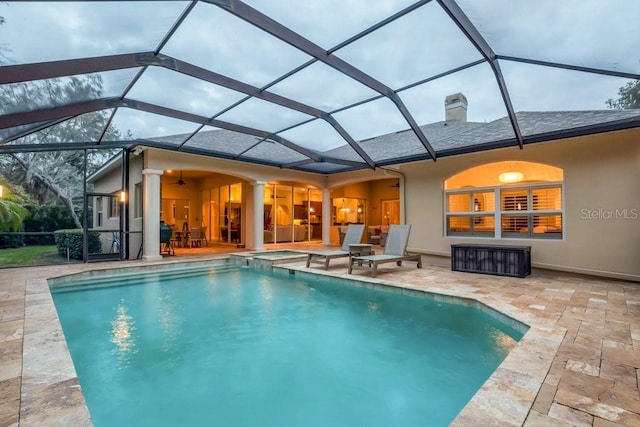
[
  {"x1": 24, "y1": 204, "x2": 77, "y2": 246},
  {"x1": 0, "y1": 233, "x2": 24, "y2": 249},
  {"x1": 54, "y1": 229, "x2": 101, "y2": 260}
]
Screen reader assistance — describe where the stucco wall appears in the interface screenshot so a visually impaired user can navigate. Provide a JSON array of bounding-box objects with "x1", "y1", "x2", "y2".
[
  {"x1": 91, "y1": 153, "x2": 144, "y2": 258},
  {"x1": 91, "y1": 130, "x2": 639, "y2": 279},
  {"x1": 400, "y1": 129, "x2": 640, "y2": 281},
  {"x1": 146, "y1": 149, "x2": 327, "y2": 188}
]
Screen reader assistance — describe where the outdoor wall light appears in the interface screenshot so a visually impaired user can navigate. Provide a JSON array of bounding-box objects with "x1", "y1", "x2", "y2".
[
  {"x1": 498, "y1": 171, "x2": 524, "y2": 183},
  {"x1": 120, "y1": 190, "x2": 126, "y2": 203},
  {"x1": 0, "y1": 185, "x2": 3, "y2": 198}
]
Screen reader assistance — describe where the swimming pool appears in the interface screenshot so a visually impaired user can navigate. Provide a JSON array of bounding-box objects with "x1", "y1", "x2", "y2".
[{"x1": 51, "y1": 263, "x2": 524, "y2": 427}]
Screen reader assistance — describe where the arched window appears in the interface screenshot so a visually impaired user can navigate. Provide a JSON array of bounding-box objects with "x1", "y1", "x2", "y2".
[{"x1": 444, "y1": 161, "x2": 563, "y2": 239}]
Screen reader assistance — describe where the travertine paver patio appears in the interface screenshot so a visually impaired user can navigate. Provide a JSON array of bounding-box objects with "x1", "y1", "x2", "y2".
[{"x1": 1, "y1": 251, "x2": 638, "y2": 426}]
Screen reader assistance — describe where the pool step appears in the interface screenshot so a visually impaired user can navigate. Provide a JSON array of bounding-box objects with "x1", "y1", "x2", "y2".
[{"x1": 50, "y1": 263, "x2": 241, "y2": 293}]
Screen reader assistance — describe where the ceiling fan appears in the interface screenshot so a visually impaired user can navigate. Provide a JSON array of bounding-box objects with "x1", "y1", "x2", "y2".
[
  {"x1": 170, "y1": 171, "x2": 187, "y2": 186},
  {"x1": 388, "y1": 181, "x2": 400, "y2": 188}
]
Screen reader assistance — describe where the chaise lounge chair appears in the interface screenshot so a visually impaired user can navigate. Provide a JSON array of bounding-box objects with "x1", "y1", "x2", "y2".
[
  {"x1": 348, "y1": 224, "x2": 422, "y2": 278},
  {"x1": 306, "y1": 223, "x2": 365, "y2": 270}
]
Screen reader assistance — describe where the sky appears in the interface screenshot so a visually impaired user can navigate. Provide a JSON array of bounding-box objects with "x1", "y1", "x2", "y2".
[{"x1": 1, "y1": 0, "x2": 638, "y2": 152}]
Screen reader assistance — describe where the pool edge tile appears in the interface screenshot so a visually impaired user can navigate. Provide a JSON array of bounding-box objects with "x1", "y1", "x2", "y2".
[{"x1": 21, "y1": 275, "x2": 92, "y2": 427}]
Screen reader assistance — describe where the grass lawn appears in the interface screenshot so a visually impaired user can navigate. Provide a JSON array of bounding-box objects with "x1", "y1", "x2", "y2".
[{"x1": 0, "y1": 245, "x2": 69, "y2": 268}]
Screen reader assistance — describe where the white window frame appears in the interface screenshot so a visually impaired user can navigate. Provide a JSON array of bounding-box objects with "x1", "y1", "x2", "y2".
[
  {"x1": 445, "y1": 182, "x2": 564, "y2": 240},
  {"x1": 96, "y1": 196, "x2": 103, "y2": 227},
  {"x1": 109, "y1": 193, "x2": 120, "y2": 219},
  {"x1": 444, "y1": 186, "x2": 496, "y2": 237},
  {"x1": 499, "y1": 182, "x2": 564, "y2": 240}
]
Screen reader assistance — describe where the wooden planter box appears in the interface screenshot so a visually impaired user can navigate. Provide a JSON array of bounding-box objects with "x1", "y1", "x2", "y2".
[{"x1": 451, "y1": 244, "x2": 531, "y2": 278}]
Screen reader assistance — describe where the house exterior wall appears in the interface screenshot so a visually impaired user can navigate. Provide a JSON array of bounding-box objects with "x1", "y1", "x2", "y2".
[
  {"x1": 145, "y1": 150, "x2": 328, "y2": 188},
  {"x1": 397, "y1": 128, "x2": 640, "y2": 281},
  {"x1": 91, "y1": 158, "x2": 122, "y2": 254},
  {"x1": 91, "y1": 129, "x2": 639, "y2": 280},
  {"x1": 92, "y1": 153, "x2": 144, "y2": 259},
  {"x1": 128, "y1": 156, "x2": 144, "y2": 258}
]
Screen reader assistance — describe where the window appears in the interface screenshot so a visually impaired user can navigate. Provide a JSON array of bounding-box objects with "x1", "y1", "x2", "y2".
[
  {"x1": 501, "y1": 185, "x2": 563, "y2": 238},
  {"x1": 445, "y1": 161, "x2": 563, "y2": 239},
  {"x1": 501, "y1": 188, "x2": 529, "y2": 234},
  {"x1": 96, "y1": 197, "x2": 103, "y2": 227},
  {"x1": 381, "y1": 199, "x2": 399, "y2": 226},
  {"x1": 134, "y1": 182, "x2": 143, "y2": 218},
  {"x1": 332, "y1": 197, "x2": 365, "y2": 225},
  {"x1": 109, "y1": 193, "x2": 120, "y2": 218},
  {"x1": 446, "y1": 190, "x2": 495, "y2": 236}
]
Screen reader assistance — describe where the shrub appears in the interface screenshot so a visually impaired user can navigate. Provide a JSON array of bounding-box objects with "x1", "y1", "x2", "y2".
[
  {"x1": 0, "y1": 185, "x2": 29, "y2": 248},
  {"x1": 54, "y1": 229, "x2": 101, "y2": 260},
  {"x1": 24, "y1": 204, "x2": 77, "y2": 245},
  {"x1": 0, "y1": 232, "x2": 23, "y2": 249}
]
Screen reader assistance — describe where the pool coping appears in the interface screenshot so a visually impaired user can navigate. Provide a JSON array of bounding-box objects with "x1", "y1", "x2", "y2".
[
  {"x1": 15, "y1": 257, "x2": 571, "y2": 425},
  {"x1": 228, "y1": 250, "x2": 309, "y2": 269}
]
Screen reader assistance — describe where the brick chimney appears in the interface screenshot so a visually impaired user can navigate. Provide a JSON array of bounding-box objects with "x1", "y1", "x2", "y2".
[{"x1": 445, "y1": 93, "x2": 468, "y2": 122}]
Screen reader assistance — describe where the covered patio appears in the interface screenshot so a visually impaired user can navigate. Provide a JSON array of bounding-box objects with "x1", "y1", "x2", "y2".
[{"x1": 1, "y1": 1, "x2": 639, "y2": 426}]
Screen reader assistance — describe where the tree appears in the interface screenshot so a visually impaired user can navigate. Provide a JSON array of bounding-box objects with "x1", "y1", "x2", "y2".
[
  {"x1": 0, "y1": 75, "x2": 122, "y2": 227},
  {"x1": 0, "y1": 13, "x2": 123, "y2": 228},
  {"x1": 0, "y1": 15, "x2": 8, "y2": 65},
  {"x1": 606, "y1": 80, "x2": 640, "y2": 110},
  {"x1": 0, "y1": 181, "x2": 31, "y2": 247},
  {"x1": 0, "y1": 182, "x2": 29, "y2": 229}
]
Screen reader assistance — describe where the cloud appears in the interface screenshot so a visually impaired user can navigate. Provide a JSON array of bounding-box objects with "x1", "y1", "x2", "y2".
[
  {"x1": 127, "y1": 66, "x2": 245, "y2": 117},
  {"x1": 160, "y1": 2, "x2": 311, "y2": 88},
  {"x1": 335, "y1": 2, "x2": 483, "y2": 89},
  {"x1": 244, "y1": 0, "x2": 418, "y2": 50},
  {"x1": 268, "y1": 62, "x2": 379, "y2": 111},
  {"x1": 457, "y1": 0, "x2": 640, "y2": 72},
  {"x1": 1, "y1": 0, "x2": 638, "y2": 150},
  {"x1": 1, "y1": 2, "x2": 187, "y2": 63}
]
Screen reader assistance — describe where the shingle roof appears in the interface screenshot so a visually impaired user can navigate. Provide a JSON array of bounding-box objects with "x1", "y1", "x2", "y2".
[
  {"x1": 432, "y1": 110, "x2": 640, "y2": 156},
  {"x1": 142, "y1": 109, "x2": 640, "y2": 172},
  {"x1": 323, "y1": 109, "x2": 640, "y2": 165}
]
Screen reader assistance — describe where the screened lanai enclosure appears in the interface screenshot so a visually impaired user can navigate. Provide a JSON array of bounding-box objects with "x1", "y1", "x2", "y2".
[
  {"x1": 1, "y1": 0, "x2": 639, "y2": 170},
  {"x1": 1, "y1": 1, "x2": 639, "y2": 262}
]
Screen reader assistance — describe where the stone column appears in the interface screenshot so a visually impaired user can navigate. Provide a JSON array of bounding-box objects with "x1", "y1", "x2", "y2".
[
  {"x1": 322, "y1": 188, "x2": 331, "y2": 246},
  {"x1": 142, "y1": 168, "x2": 164, "y2": 261},
  {"x1": 252, "y1": 181, "x2": 266, "y2": 251}
]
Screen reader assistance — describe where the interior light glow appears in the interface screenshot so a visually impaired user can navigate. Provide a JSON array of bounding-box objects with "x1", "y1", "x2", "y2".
[{"x1": 498, "y1": 171, "x2": 524, "y2": 183}]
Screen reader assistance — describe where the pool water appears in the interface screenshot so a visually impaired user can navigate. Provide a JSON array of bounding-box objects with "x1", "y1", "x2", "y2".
[{"x1": 51, "y1": 266, "x2": 523, "y2": 427}]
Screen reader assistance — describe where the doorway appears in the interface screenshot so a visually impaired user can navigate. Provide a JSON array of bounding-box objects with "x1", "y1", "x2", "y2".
[{"x1": 381, "y1": 199, "x2": 400, "y2": 225}]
